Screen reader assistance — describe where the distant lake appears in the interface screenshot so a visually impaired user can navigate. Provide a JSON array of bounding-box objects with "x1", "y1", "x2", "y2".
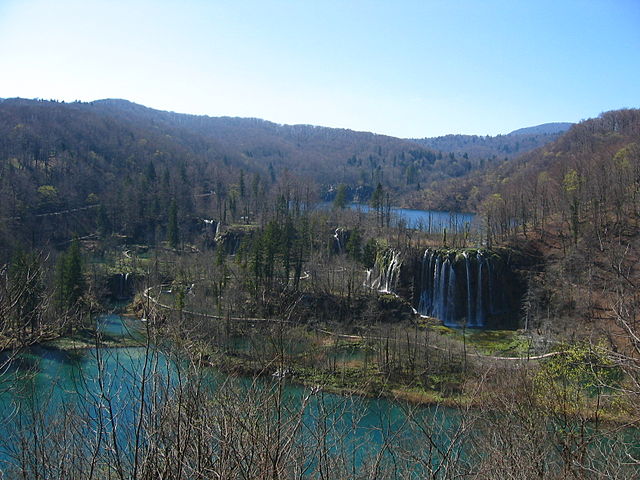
[{"x1": 319, "y1": 202, "x2": 476, "y2": 232}]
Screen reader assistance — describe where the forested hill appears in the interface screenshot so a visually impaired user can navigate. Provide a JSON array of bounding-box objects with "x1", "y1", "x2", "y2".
[
  {"x1": 0, "y1": 98, "x2": 450, "y2": 203},
  {"x1": 482, "y1": 109, "x2": 640, "y2": 233},
  {"x1": 508, "y1": 122, "x2": 573, "y2": 136},
  {"x1": 406, "y1": 110, "x2": 637, "y2": 214},
  {"x1": 78, "y1": 98, "x2": 466, "y2": 193},
  {"x1": 0, "y1": 97, "x2": 445, "y2": 253},
  {"x1": 411, "y1": 122, "x2": 572, "y2": 162}
]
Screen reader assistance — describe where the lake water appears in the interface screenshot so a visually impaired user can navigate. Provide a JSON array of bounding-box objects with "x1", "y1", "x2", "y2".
[
  {"x1": 1, "y1": 314, "x2": 634, "y2": 477},
  {"x1": 0, "y1": 314, "x2": 466, "y2": 477},
  {"x1": 319, "y1": 202, "x2": 476, "y2": 232}
]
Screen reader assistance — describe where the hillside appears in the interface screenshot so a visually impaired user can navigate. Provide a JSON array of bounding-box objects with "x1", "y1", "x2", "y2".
[
  {"x1": 508, "y1": 122, "x2": 573, "y2": 136},
  {"x1": 477, "y1": 109, "x2": 640, "y2": 342},
  {"x1": 0, "y1": 98, "x2": 445, "y2": 254},
  {"x1": 411, "y1": 122, "x2": 571, "y2": 163}
]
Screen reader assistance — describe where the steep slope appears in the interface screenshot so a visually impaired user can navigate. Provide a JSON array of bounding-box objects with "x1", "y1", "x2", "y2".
[{"x1": 479, "y1": 109, "x2": 640, "y2": 341}]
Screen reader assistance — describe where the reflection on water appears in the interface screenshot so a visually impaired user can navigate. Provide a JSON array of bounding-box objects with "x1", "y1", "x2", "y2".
[{"x1": 0, "y1": 314, "x2": 461, "y2": 469}]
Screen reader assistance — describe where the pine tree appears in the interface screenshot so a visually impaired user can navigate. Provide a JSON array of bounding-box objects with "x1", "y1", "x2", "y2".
[
  {"x1": 333, "y1": 184, "x2": 348, "y2": 209},
  {"x1": 8, "y1": 250, "x2": 44, "y2": 333},
  {"x1": 167, "y1": 199, "x2": 179, "y2": 248},
  {"x1": 239, "y1": 169, "x2": 246, "y2": 199},
  {"x1": 96, "y1": 204, "x2": 111, "y2": 237},
  {"x1": 370, "y1": 183, "x2": 385, "y2": 226},
  {"x1": 65, "y1": 237, "x2": 84, "y2": 306},
  {"x1": 55, "y1": 238, "x2": 85, "y2": 312}
]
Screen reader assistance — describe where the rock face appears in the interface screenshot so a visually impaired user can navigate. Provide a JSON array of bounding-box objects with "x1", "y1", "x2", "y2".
[
  {"x1": 366, "y1": 246, "x2": 525, "y2": 329},
  {"x1": 214, "y1": 227, "x2": 253, "y2": 255}
]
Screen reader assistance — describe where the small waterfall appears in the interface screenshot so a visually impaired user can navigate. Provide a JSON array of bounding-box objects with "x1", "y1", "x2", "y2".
[
  {"x1": 112, "y1": 272, "x2": 133, "y2": 299},
  {"x1": 365, "y1": 248, "x2": 402, "y2": 293},
  {"x1": 487, "y1": 257, "x2": 495, "y2": 316},
  {"x1": 118, "y1": 273, "x2": 125, "y2": 298},
  {"x1": 334, "y1": 228, "x2": 345, "y2": 254},
  {"x1": 418, "y1": 250, "x2": 433, "y2": 314},
  {"x1": 438, "y1": 257, "x2": 448, "y2": 321}
]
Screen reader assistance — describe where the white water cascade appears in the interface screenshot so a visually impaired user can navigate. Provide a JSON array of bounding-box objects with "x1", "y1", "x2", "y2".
[
  {"x1": 417, "y1": 249, "x2": 504, "y2": 328},
  {"x1": 366, "y1": 249, "x2": 402, "y2": 293}
]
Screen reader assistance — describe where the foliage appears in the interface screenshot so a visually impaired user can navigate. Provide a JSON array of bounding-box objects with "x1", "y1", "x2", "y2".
[
  {"x1": 534, "y1": 342, "x2": 623, "y2": 399},
  {"x1": 167, "y1": 198, "x2": 179, "y2": 248},
  {"x1": 332, "y1": 183, "x2": 347, "y2": 209},
  {"x1": 55, "y1": 238, "x2": 85, "y2": 312}
]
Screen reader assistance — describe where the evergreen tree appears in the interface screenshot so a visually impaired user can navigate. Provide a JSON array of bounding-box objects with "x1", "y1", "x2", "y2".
[
  {"x1": 263, "y1": 221, "x2": 280, "y2": 286},
  {"x1": 370, "y1": 182, "x2": 384, "y2": 210},
  {"x1": 362, "y1": 238, "x2": 377, "y2": 269},
  {"x1": 96, "y1": 204, "x2": 111, "y2": 237},
  {"x1": 346, "y1": 228, "x2": 362, "y2": 262},
  {"x1": 239, "y1": 169, "x2": 246, "y2": 199},
  {"x1": 370, "y1": 182, "x2": 385, "y2": 226},
  {"x1": 65, "y1": 237, "x2": 84, "y2": 306},
  {"x1": 8, "y1": 250, "x2": 44, "y2": 333},
  {"x1": 268, "y1": 162, "x2": 276, "y2": 183},
  {"x1": 55, "y1": 238, "x2": 85, "y2": 312},
  {"x1": 333, "y1": 184, "x2": 348, "y2": 209},
  {"x1": 167, "y1": 199, "x2": 179, "y2": 248}
]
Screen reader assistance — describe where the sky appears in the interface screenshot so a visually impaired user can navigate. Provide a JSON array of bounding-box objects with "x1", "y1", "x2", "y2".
[{"x1": 0, "y1": 0, "x2": 639, "y2": 138}]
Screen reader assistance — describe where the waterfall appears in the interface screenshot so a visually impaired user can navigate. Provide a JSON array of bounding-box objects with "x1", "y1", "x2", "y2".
[
  {"x1": 446, "y1": 262, "x2": 456, "y2": 325},
  {"x1": 418, "y1": 249, "x2": 433, "y2": 314},
  {"x1": 476, "y1": 251, "x2": 484, "y2": 327},
  {"x1": 416, "y1": 249, "x2": 501, "y2": 328},
  {"x1": 113, "y1": 272, "x2": 133, "y2": 299},
  {"x1": 334, "y1": 228, "x2": 343, "y2": 254},
  {"x1": 366, "y1": 247, "x2": 512, "y2": 328},
  {"x1": 438, "y1": 257, "x2": 448, "y2": 322},
  {"x1": 463, "y1": 252, "x2": 473, "y2": 327},
  {"x1": 119, "y1": 273, "x2": 125, "y2": 298},
  {"x1": 365, "y1": 248, "x2": 402, "y2": 294},
  {"x1": 487, "y1": 257, "x2": 495, "y2": 316}
]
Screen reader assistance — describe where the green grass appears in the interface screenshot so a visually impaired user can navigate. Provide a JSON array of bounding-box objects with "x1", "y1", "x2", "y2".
[
  {"x1": 428, "y1": 324, "x2": 530, "y2": 357},
  {"x1": 465, "y1": 330, "x2": 531, "y2": 356}
]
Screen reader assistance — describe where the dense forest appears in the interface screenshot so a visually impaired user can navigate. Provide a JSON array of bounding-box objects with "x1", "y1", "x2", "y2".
[
  {"x1": 1, "y1": 99, "x2": 640, "y2": 478},
  {"x1": 413, "y1": 122, "x2": 571, "y2": 161}
]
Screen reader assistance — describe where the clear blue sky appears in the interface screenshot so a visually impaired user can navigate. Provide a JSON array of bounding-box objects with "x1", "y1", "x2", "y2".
[{"x1": 0, "y1": 0, "x2": 638, "y2": 137}]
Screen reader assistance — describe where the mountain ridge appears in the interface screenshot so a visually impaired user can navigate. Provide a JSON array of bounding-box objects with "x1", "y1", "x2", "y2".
[{"x1": 508, "y1": 122, "x2": 573, "y2": 136}]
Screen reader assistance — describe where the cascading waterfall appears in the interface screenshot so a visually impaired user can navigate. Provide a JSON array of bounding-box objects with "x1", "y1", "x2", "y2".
[
  {"x1": 463, "y1": 252, "x2": 473, "y2": 327},
  {"x1": 366, "y1": 248, "x2": 402, "y2": 293},
  {"x1": 113, "y1": 272, "x2": 133, "y2": 299},
  {"x1": 446, "y1": 261, "x2": 457, "y2": 325},
  {"x1": 476, "y1": 251, "x2": 484, "y2": 327},
  {"x1": 334, "y1": 228, "x2": 345, "y2": 254},
  {"x1": 365, "y1": 246, "x2": 514, "y2": 328},
  {"x1": 438, "y1": 257, "x2": 448, "y2": 322},
  {"x1": 417, "y1": 249, "x2": 505, "y2": 327}
]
